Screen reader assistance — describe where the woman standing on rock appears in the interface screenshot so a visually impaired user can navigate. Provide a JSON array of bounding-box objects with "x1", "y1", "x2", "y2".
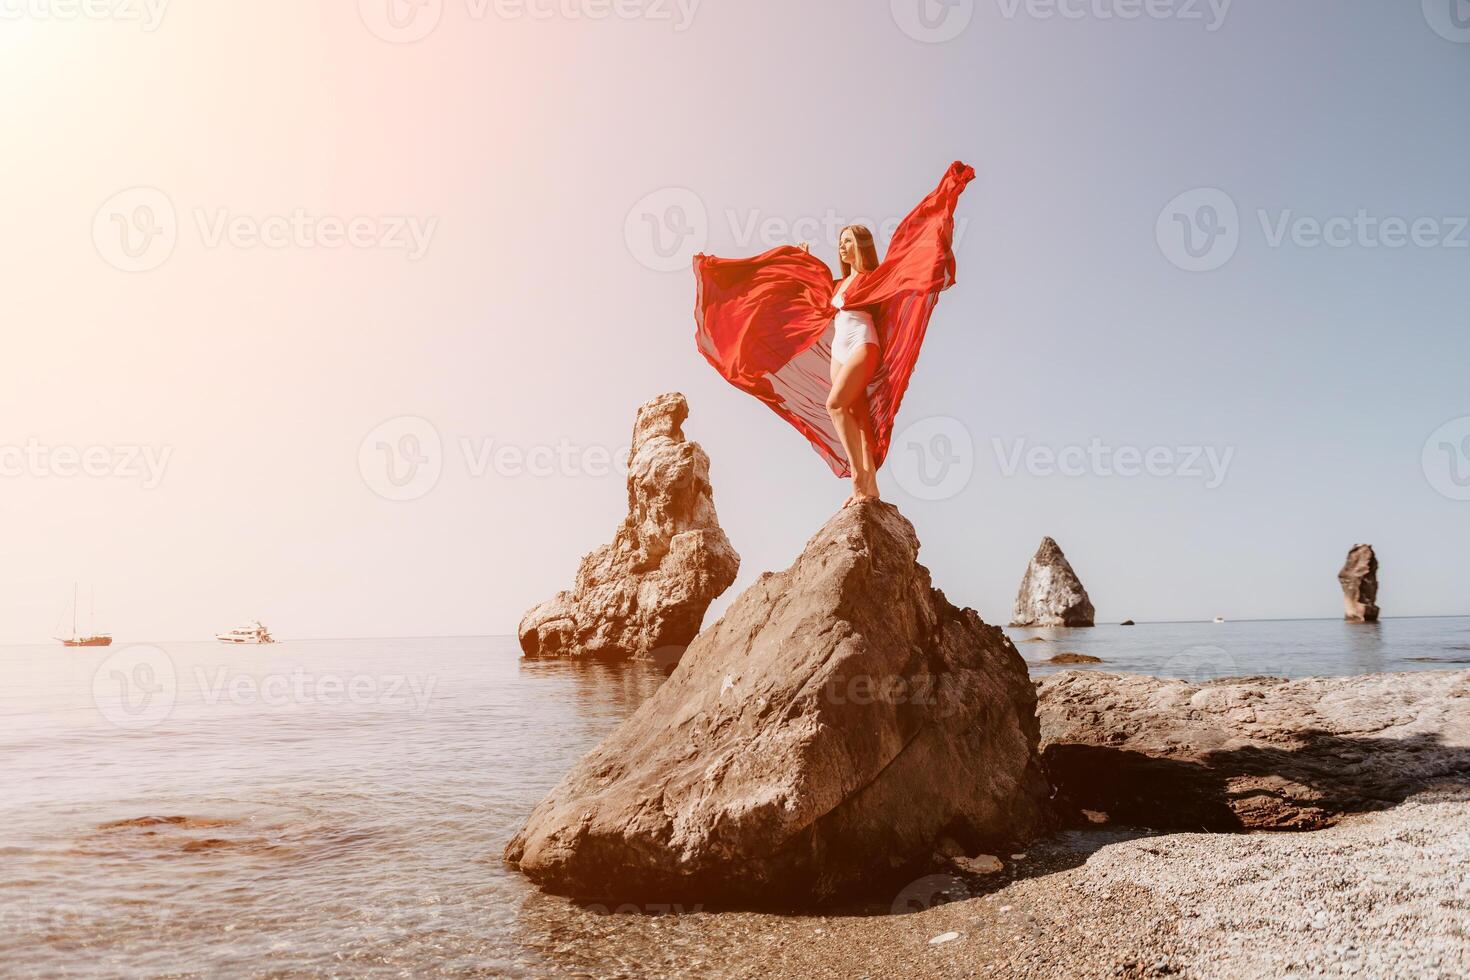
[{"x1": 693, "y1": 162, "x2": 974, "y2": 507}]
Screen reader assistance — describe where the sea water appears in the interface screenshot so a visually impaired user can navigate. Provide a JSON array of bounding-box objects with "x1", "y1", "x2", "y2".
[{"x1": 1, "y1": 620, "x2": 1466, "y2": 975}]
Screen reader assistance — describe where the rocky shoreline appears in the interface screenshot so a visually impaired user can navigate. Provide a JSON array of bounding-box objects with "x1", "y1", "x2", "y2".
[
  {"x1": 506, "y1": 487, "x2": 1468, "y2": 975},
  {"x1": 508, "y1": 664, "x2": 1468, "y2": 976},
  {"x1": 513, "y1": 785, "x2": 1470, "y2": 978}
]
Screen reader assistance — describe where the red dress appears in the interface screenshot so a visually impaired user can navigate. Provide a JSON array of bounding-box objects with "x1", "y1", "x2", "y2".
[{"x1": 692, "y1": 161, "x2": 975, "y2": 477}]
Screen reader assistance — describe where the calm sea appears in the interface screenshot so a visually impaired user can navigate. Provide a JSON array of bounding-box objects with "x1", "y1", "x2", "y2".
[{"x1": 2, "y1": 618, "x2": 1467, "y2": 976}]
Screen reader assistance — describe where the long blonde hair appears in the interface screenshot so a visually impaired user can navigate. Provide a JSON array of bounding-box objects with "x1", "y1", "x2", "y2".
[{"x1": 839, "y1": 224, "x2": 881, "y2": 277}]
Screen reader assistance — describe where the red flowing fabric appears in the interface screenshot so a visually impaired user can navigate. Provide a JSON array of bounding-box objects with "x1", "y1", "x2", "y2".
[{"x1": 693, "y1": 161, "x2": 975, "y2": 477}]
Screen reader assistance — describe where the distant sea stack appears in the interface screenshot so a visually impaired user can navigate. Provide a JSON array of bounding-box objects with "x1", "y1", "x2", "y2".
[
  {"x1": 516, "y1": 392, "x2": 740, "y2": 661},
  {"x1": 1010, "y1": 537, "x2": 1096, "y2": 627},
  {"x1": 1338, "y1": 544, "x2": 1380, "y2": 623}
]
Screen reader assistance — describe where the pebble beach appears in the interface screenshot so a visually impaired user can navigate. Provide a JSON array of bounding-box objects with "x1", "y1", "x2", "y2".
[{"x1": 515, "y1": 787, "x2": 1470, "y2": 979}]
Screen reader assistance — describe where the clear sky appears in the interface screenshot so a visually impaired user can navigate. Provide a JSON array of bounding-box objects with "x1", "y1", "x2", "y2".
[{"x1": 2, "y1": 1, "x2": 1467, "y2": 643}]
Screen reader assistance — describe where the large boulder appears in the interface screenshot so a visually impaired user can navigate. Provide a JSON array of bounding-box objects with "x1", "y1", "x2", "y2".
[
  {"x1": 517, "y1": 392, "x2": 739, "y2": 661},
  {"x1": 505, "y1": 501, "x2": 1051, "y2": 906},
  {"x1": 1037, "y1": 670, "x2": 1470, "y2": 831},
  {"x1": 1010, "y1": 536, "x2": 1095, "y2": 627},
  {"x1": 1339, "y1": 543, "x2": 1381, "y2": 622}
]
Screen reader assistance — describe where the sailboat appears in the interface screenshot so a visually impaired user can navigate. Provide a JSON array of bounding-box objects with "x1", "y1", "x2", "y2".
[{"x1": 56, "y1": 583, "x2": 113, "y2": 647}]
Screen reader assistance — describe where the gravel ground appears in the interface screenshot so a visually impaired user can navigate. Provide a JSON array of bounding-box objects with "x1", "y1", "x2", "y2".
[{"x1": 512, "y1": 787, "x2": 1470, "y2": 979}]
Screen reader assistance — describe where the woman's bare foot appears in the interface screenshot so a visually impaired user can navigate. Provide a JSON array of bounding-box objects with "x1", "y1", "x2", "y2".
[{"x1": 854, "y1": 475, "x2": 881, "y2": 503}]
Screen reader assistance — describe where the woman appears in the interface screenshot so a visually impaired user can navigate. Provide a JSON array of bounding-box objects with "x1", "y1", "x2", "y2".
[
  {"x1": 814, "y1": 225, "x2": 882, "y2": 505},
  {"x1": 693, "y1": 162, "x2": 973, "y2": 506}
]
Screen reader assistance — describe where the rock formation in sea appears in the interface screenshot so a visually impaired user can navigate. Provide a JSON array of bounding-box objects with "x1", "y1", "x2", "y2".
[
  {"x1": 1338, "y1": 544, "x2": 1380, "y2": 622},
  {"x1": 1010, "y1": 537, "x2": 1095, "y2": 627},
  {"x1": 1046, "y1": 653, "x2": 1103, "y2": 665},
  {"x1": 517, "y1": 392, "x2": 740, "y2": 661},
  {"x1": 1037, "y1": 669, "x2": 1469, "y2": 831},
  {"x1": 505, "y1": 501, "x2": 1051, "y2": 906}
]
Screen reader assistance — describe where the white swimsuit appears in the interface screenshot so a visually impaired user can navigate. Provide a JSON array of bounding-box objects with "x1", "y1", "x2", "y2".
[{"x1": 830, "y1": 278, "x2": 877, "y2": 366}]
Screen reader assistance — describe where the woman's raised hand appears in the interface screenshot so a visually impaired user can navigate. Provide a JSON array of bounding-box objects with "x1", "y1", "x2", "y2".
[{"x1": 796, "y1": 241, "x2": 811, "y2": 253}]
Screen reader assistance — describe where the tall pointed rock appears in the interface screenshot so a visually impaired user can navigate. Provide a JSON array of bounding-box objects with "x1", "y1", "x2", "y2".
[
  {"x1": 1010, "y1": 536, "x2": 1095, "y2": 627},
  {"x1": 517, "y1": 392, "x2": 740, "y2": 661}
]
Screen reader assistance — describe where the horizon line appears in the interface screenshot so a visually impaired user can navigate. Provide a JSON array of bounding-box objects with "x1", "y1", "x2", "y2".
[{"x1": 1, "y1": 613, "x2": 1467, "y2": 649}]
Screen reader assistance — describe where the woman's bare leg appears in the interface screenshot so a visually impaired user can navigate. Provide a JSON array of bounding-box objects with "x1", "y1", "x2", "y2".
[
  {"x1": 827, "y1": 344, "x2": 879, "y2": 505},
  {"x1": 852, "y1": 394, "x2": 881, "y2": 498}
]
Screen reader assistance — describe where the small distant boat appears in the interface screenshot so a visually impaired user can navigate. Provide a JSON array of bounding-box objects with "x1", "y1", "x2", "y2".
[
  {"x1": 1213, "y1": 616, "x2": 1226, "y2": 624},
  {"x1": 216, "y1": 620, "x2": 276, "y2": 644},
  {"x1": 55, "y1": 583, "x2": 112, "y2": 647}
]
